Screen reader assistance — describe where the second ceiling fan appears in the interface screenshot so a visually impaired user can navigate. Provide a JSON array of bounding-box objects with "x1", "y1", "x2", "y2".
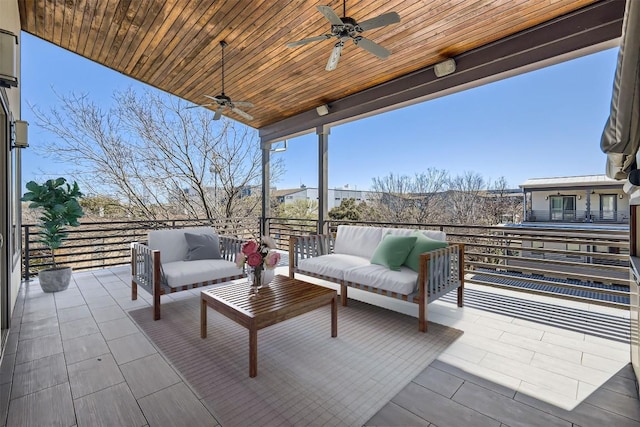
[
  {"x1": 287, "y1": 0, "x2": 401, "y2": 71},
  {"x1": 189, "y1": 41, "x2": 254, "y2": 121}
]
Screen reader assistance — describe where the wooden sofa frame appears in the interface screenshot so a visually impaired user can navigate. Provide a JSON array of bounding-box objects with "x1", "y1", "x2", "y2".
[
  {"x1": 131, "y1": 235, "x2": 246, "y2": 320},
  {"x1": 289, "y1": 234, "x2": 464, "y2": 332}
]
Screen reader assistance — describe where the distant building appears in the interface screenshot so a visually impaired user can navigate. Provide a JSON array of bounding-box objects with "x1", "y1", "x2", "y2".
[
  {"x1": 520, "y1": 175, "x2": 628, "y2": 224},
  {"x1": 272, "y1": 185, "x2": 375, "y2": 211}
]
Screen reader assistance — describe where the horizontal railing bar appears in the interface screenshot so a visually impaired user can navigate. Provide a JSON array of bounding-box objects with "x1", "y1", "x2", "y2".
[
  {"x1": 459, "y1": 241, "x2": 628, "y2": 260},
  {"x1": 464, "y1": 251, "x2": 629, "y2": 272},
  {"x1": 446, "y1": 233, "x2": 628, "y2": 247},
  {"x1": 467, "y1": 278, "x2": 628, "y2": 309},
  {"x1": 466, "y1": 261, "x2": 628, "y2": 286},
  {"x1": 465, "y1": 269, "x2": 629, "y2": 295}
]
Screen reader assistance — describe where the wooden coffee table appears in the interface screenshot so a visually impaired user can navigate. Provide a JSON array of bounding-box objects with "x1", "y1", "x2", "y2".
[{"x1": 200, "y1": 274, "x2": 337, "y2": 377}]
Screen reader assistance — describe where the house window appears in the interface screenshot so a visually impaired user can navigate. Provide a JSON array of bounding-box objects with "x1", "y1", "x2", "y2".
[
  {"x1": 549, "y1": 195, "x2": 576, "y2": 221},
  {"x1": 567, "y1": 243, "x2": 580, "y2": 251},
  {"x1": 532, "y1": 241, "x2": 544, "y2": 249},
  {"x1": 600, "y1": 194, "x2": 616, "y2": 221}
]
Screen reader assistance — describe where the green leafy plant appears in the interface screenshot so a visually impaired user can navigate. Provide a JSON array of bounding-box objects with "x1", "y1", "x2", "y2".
[{"x1": 22, "y1": 178, "x2": 84, "y2": 268}]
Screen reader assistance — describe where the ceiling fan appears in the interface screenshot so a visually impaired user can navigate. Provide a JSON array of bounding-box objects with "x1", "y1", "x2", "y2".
[
  {"x1": 286, "y1": 0, "x2": 400, "y2": 71},
  {"x1": 188, "y1": 41, "x2": 254, "y2": 121}
]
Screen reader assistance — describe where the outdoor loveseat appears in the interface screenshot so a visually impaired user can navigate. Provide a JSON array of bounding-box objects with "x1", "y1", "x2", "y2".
[
  {"x1": 289, "y1": 225, "x2": 464, "y2": 332},
  {"x1": 131, "y1": 226, "x2": 245, "y2": 320}
]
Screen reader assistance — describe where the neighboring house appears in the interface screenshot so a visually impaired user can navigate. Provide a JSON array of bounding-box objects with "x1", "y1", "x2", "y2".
[
  {"x1": 507, "y1": 175, "x2": 629, "y2": 276},
  {"x1": 273, "y1": 186, "x2": 375, "y2": 211},
  {"x1": 520, "y1": 175, "x2": 628, "y2": 224}
]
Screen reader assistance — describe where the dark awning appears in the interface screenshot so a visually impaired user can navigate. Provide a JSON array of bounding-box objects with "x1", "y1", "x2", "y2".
[{"x1": 601, "y1": 0, "x2": 640, "y2": 180}]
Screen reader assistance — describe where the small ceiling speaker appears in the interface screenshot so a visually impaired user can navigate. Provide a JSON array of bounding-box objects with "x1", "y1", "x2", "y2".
[
  {"x1": 434, "y1": 58, "x2": 456, "y2": 78},
  {"x1": 316, "y1": 104, "x2": 329, "y2": 116}
]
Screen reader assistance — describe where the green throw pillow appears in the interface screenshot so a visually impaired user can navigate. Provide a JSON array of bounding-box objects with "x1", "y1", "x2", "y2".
[
  {"x1": 370, "y1": 234, "x2": 417, "y2": 271},
  {"x1": 403, "y1": 231, "x2": 448, "y2": 272}
]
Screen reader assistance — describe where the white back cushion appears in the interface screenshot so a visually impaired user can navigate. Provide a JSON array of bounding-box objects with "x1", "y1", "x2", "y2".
[
  {"x1": 148, "y1": 227, "x2": 216, "y2": 263},
  {"x1": 383, "y1": 227, "x2": 446, "y2": 242},
  {"x1": 333, "y1": 225, "x2": 383, "y2": 259}
]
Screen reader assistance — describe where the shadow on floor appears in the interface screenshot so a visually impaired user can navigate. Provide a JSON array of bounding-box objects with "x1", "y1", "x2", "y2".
[
  {"x1": 366, "y1": 362, "x2": 640, "y2": 427},
  {"x1": 440, "y1": 288, "x2": 630, "y2": 343}
]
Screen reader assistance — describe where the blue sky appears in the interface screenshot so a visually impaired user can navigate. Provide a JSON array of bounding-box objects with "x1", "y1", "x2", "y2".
[{"x1": 21, "y1": 32, "x2": 619, "y2": 191}]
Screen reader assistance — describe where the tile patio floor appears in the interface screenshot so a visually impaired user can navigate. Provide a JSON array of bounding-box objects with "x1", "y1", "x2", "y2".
[{"x1": 0, "y1": 265, "x2": 637, "y2": 426}]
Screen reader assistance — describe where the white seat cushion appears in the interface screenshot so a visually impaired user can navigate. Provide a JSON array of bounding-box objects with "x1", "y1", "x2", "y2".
[
  {"x1": 298, "y1": 254, "x2": 370, "y2": 281},
  {"x1": 383, "y1": 227, "x2": 446, "y2": 242},
  {"x1": 344, "y1": 264, "x2": 418, "y2": 295},
  {"x1": 161, "y1": 259, "x2": 242, "y2": 288},
  {"x1": 334, "y1": 225, "x2": 383, "y2": 259}
]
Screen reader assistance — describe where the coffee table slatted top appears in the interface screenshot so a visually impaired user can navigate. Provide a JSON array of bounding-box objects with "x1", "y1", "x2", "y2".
[{"x1": 201, "y1": 275, "x2": 336, "y2": 325}]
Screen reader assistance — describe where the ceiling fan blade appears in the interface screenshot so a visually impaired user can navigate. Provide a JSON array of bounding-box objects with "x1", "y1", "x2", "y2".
[
  {"x1": 203, "y1": 94, "x2": 223, "y2": 102},
  {"x1": 325, "y1": 41, "x2": 344, "y2": 71},
  {"x1": 354, "y1": 36, "x2": 390, "y2": 59},
  {"x1": 233, "y1": 101, "x2": 254, "y2": 108},
  {"x1": 287, "y1": 35, "x2": 332, "y2": 48},
  {"x1": 317, "y1": 5, "x2": 344, "y2": 26},
  {"x1": 231, "y1": 107, "x2": 254, "y2": 121},
  {"x1": 186, "y1": 103, "x2": 214, "y2": 109},
  {"x1": 213, "y1": 108, "x2": 223, "y2": 120},
  {"x1": 358, "y1": 12, "x2": 400, "y2": 31}
]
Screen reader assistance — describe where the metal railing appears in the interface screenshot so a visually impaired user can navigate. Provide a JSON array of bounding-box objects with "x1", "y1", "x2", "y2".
[
  {"x1": 526, "y1": 209, "x2": 629, "y2": 223},
  {"x1": 23, "y1": 217, "x2": 630, "y2": 308},
  {"x1": 266, "y1": 218, "x2": 630, "y2": 308},
  {"x1": 22, "y1": 217, "x2": 260, "y2": 280}
]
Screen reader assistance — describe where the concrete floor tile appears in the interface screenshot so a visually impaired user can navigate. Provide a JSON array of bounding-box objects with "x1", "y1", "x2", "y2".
[
  {"x1": 138, "y1": 383, "x2": 217, "y2": 427},
  {"x1": 63, "y1": 333, "x2": 110, "y2": 365},
  {"x1": 74, "y1": 382, "x2": 146, "y2": 427},
  {"x1": 98, "y1": 317, "x2": 140, "y2": 341},
  {"x1": 60, "y1": 317, "x2": 100, "y2": 341},
  {"x1": 120, "y1": 353, "x2": 181, "y2": 399},
  {"x1": 11, "y1": 353, "x2": 68, "y2": 399},
  {"x1": 15, "y1": 333, "x2": 63, "y2": 364},
  {"x1": 6, "y1": 382, "x2": 75, "y2": 427},
  {"x1": 68, "y1": 353, "x2": 125, "y2": 399},
  {"x1": 107, "y1": 332, "x2": 156, "y2": 365}
]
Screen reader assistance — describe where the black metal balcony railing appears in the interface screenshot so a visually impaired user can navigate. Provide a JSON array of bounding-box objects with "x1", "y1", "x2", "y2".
[
  {"x1": 22, "y1": 218, "x2": 260, "y2": 280},
  {"x1": 526, "y1": 209, "x2": 629, "y2": 223},
  {"x1": 22, "y1": 217, "x2": 630, "y2": 309}
]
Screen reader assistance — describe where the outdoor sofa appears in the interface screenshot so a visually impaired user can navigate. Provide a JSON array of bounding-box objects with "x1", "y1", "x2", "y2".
[
  {"x1": 289, "y1": 225, "x2": 464, "y2": 332},
  {"x1": 131, "y1": 226, "x2": 245, "y2": 320}
]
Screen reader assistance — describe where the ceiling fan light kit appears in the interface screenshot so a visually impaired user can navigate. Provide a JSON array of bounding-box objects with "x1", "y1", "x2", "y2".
[{"x1": 286, "y1": 1, "x2": 400, "y2": 71}]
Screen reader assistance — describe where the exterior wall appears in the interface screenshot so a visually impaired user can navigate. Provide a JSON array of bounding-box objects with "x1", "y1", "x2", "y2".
[{"x1": 1, "y1": 0, "x2": 22, "y2": 342}]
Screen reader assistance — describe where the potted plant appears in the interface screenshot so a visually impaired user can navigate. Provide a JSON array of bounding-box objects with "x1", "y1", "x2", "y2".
[{"x1": 22, "y1": 177, "x2": 84, "y2": 292}]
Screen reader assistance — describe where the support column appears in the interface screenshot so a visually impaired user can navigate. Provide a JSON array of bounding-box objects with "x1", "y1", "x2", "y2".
[
  {"x1": 261, "y1": 141, "x2": 271, "y2": 237},
  {"x1": 317, "y1": 125, "x2": 329, "y2": 235}
]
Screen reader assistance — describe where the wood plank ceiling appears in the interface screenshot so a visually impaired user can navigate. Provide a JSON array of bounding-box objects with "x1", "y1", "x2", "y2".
[{"x1": 18, "y1": 0, "x2": 598, "y2": 129}]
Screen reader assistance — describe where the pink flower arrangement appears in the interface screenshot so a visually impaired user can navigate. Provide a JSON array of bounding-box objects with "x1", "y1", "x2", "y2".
[{"x1": 236, "y1": 236, "x2": 281, "y2": 273}]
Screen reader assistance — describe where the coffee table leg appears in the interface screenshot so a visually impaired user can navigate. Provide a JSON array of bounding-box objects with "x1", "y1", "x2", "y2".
[
  {"x1": 331, "y1": 295, "x2": 337, "y2": 337},
  {"x1": 249, "y1": 327, "x2": 257, "y2": 377},
  {"x1": 201, "y1": 299, "x2": 207, "y2": 339}
]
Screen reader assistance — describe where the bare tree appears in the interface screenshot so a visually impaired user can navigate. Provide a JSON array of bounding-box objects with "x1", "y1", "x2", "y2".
[
  {"x1": 446, "y1": 171, "x2": 486, "y2": 224},
  {"x1": 30, "y1": 88, "x2": 283, "y2": 221},
  {"x1": 483, "y1": 176, "x2": 522, "y2": 224},
  {"x1": 368, "y1": 169, "x2": 449, "y2": 223}
]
